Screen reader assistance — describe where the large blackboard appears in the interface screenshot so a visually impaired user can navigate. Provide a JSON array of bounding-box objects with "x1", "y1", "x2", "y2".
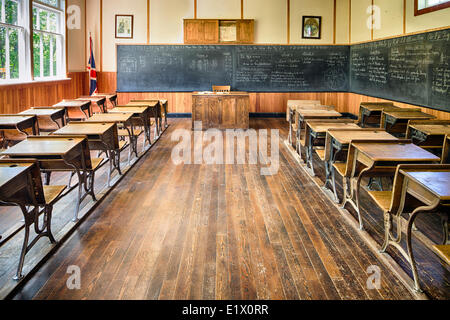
[
  {"x1": 117, "y1": 45, "x2": 350, "y2": 92},
  {"x1": 350, "y1": 28, "x2": 450, "y2": 112}
]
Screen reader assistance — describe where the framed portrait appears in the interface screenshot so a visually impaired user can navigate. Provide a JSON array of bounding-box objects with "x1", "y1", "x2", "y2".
[
  {"x1": 115, "y1": 15, "x2": 134, "y2": 39},
  {"x1": 302, "y1": 16, "x2": 321, "y2": 39}
]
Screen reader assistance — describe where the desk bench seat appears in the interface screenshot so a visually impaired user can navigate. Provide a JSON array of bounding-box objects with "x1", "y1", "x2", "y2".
[
  {"x1": 315, "y1": 149, "x2": 325, "y2": 161},
  {"x1": 332, "y1": 162, "x2": 346, "y2": 176},
  {"x1": 367, "y1": 191, "x2": 392, "y2": 211},
  {"x1": 433, "y1": 245, "x2": 450, "y2": 264},
  {"x1": 44, "y1": 185, "x2": 67, "y2": 204}
]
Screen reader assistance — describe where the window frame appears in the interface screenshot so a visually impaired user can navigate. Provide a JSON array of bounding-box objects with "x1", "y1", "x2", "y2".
[
  {"x1": 0, "y1": 0, "x2": 66, "y2": 84},
  {"x1": 0, "y1": 0, "x2": 28, "y2": 81},
  {"x1": 415, "y1": 0, "x2": 450, "y2": 16},
  {"x1": 32, "y1": 0, "x2": 66, "y2": 80}
]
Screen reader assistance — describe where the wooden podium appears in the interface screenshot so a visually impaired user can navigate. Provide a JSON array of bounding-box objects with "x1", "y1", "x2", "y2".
[{"x1": 192, "y1": 92, "x2": 250, "y2": 130}]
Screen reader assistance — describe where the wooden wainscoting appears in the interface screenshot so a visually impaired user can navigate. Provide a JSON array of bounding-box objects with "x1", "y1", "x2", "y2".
[
  {"x1": 347, "y1": 93, "x2": 450, "y2": 120},
  {"x1": 0, "y1": 72, "x2": 88, "y2": 114},
  {"x1": 96, "y1": 72, "x2": 450, "y2": 119}
]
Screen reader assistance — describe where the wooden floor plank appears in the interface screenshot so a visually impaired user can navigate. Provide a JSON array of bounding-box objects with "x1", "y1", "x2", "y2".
[{"x1": 8, "y1": 119, "x2": 433, "y2": 300}]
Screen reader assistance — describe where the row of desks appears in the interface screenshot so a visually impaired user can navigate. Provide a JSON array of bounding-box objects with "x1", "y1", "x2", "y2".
[
  {"x1": 286, "y1": 100, "x2": 449, "y2": 293},
  {"x1": 0, "y1": 96, "x2": 170, "y2": 282},
  {"x1": 0, "y1": 95, "x2": 169, "y2": 149}
]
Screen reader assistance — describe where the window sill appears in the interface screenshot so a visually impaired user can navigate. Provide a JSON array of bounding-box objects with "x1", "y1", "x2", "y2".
[{"x1": 0, "y1": 77, "x2": 72, "y2": 88}]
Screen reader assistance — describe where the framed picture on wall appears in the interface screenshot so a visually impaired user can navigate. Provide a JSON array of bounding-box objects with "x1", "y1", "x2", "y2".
[
  {"x1": 302, "y1": 16, "x2": 321, "y2": 39},
  {"x1": 115, "y1": 15, "x2": 134, "y2": 39}
]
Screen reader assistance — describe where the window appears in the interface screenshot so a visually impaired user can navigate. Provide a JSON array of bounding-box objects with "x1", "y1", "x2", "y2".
[
  {"x1": 0, "y1": 0, "x2": 25, "y2": 80},
  {"x1": 32, "y1": 0, "x2": 65, "y2": 79},
  {"x1": 415, "y1": 0, "x2": 450, "y2": 15},
  {"x1": 0, "y1": 0, "x2": 65, "y2": 83}
]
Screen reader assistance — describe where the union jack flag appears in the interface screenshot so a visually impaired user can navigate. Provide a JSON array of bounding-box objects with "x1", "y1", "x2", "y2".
[{"x1": 87, "y1": 35, "x2": 98, "y2": 95}]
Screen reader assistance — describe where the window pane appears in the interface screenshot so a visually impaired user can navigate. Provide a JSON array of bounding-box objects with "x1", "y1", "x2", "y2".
[
  {"x1": 39, "y1": 0, "x2": 59, "y2": 8},
  {"x1": 43, "y1": 33, "x2": 50, "y2": 77},
  {"x1": 33, "y1": 32, "x2": 40, "y2": 77},
  {"x1": 52, "y1": 36, "x2": 56, "y2": 76},
  {"x1": 39, "y1": 10, "x2": 48, "y2": 31},
  {"x1": 33, "y1": 8, "x2": 38, "y2": 29},
  {"x1": 0, "y1": 28, "x2": 5, "y2": 79},
  {"x1": 48, "y1": 12, "x2": 57, "y2": 32},
  {"x1": 5, "y1": 0, "x2": 18, "y2": 25},
  {"x1": 9, "y1": 28, "x2": 18, "y2": 79}
]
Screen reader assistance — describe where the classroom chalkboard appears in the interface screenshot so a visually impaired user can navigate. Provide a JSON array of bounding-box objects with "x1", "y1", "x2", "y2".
[
  {"x1": 350, "y1": 28, "x2": 450, "y2": 112},
  {"x1": 116, "y1": 45, "x2": 350, "y2": 93}
]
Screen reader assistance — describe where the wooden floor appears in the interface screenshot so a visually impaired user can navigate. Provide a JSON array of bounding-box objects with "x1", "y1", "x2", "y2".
[{"x1": 7, "y1": 119, "x2": 428, "y2": 300}]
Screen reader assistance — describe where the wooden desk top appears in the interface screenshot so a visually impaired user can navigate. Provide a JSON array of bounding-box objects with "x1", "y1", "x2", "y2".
[
  {"x1": 0, "y1": 164, "x2": 32, "y2": 189},
  {"x1": 192, "y1": 91, "x2": 249, "y2": 96},
  {"x1": 408, "y1": 124, "x2": 450, "y2": 136},
  {"x1": 87, "y1": 113, "x2": 133, "y2": 123},
  {"x1": 307, "y1": 122, "x2": 359, "y2": 133},
  {"x1": 383, "y1": 110, "x2": 435, "y2": 120},
  {"x1": 288, "y1": 100, "x2": 321, "y2": 107},
  {"x1": 402, "y1": 170, "x2": 450, "y2": 199},
  {"x1": 297, "y1": 110, "x2": 342, "y2": 117},
  {"x1": 77, "y1": 96, "x2": 107, "y2": 103},
  {"x1": 53, "y1": 122, "x2": 115, "y2": 136},
  {"x1": 53, "y1": 100, "x2": 91, "y2": 108},
  {"x1": 131, "y1": 99, "x2": 168, "y2": 105},
  {"x1": 352, "y1": 142, "x2": 440, "y2": 162},
  {"x1": 109, "y1": 107, "x2": 149, "y2": 114},
  {"x1": 94, "y1": 92, "x2": 117, "y2": 99},
  {"x1": 127, "y1": 101, "x2": 158, "y2": 107},
  {"x1": 360, "y1": 105, "x2": 400, "y2": 112},
  {"x1": 19, "y1": 108, "x2": 65, "y2": 116},
  {"x1": 2, "y1": 137, "x2": 84, "y2": 156},
  {"x1": 329, "y1": 130, "x2": 397, "y2": 145},
  {"x1": 0, "y1": 115, "x2": 35, "y2": 125}
]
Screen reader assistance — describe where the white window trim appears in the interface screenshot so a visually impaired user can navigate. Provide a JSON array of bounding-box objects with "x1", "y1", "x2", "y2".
[
  {"x1": 0, "y1": 0, "x2": 29, "y2": 82},
  {"x1": 32, "y1": 0, "x2": 66, "y2": 80},
  {"x1": 0, "y1": 0, "x2": 66, "y2": 84}
]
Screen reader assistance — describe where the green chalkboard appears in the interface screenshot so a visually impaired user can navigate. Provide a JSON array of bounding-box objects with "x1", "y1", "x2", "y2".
[{"x1": 350, "y1": 28, "x2": 450, "y2": 112}]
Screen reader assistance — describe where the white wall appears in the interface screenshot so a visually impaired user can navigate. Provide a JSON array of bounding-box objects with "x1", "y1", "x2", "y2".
[
  {"x1": 67, "y1": 0, "x2": 85, "y2": 72},
  {"x1": 335, "y1": 0, "x2": 349, "y2": 44},
  {"x1": 150, "y1": 0, "x2": 194, "y2": 43},
  {"x1": 290, "y1": 0, "x2": 334, "y2": 44},
  {"x1": 372, "y1": 0, "x2": 404, "y2": 40},
  {"x1": 76, "y1": 0, "x2": 450, "y2": 72},
  {"x1": 244, "y1": 0, "x2": 287, "y2": 44},
  {"x1": 350, "y1": 0, "x2": 372, "y2": 43},
  {"x1": 86, "y1": 0, "x2": 101, "y2": 71},
  {"x1": 197, "y1": 0, "x2": 241, "y2": 19},
  {"x1": 102, "y1": 0, "x2": 148, "y2": 72},
  {"x1": 405, "y1": 0, "x2": 450, "y2": 33}
]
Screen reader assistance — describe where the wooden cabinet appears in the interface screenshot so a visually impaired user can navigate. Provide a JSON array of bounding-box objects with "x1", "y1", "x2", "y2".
[
  {"x1": 192, "y1": 93, "x2": 250, "y2": 130},
  {"x1": 184, "y1": 19, "x2": 254, "y2": 44},
  {"x1": 184, "y1": 19, "x2": 219, "y2": 44},
  {"x1": 236, "y1": 20, "x2": 254, "y2": 43}
]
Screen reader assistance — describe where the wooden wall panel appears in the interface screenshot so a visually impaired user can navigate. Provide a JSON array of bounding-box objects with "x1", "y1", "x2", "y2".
[
  {"x1": 347, "y1": 93, "x2": 450, "y2": 120},
  {"x1": 0, "y1": 72, "x2": 88, "y2": 114},
  {"x1": 5, "y1": 71, "x2": 447, "y2": 120}
]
